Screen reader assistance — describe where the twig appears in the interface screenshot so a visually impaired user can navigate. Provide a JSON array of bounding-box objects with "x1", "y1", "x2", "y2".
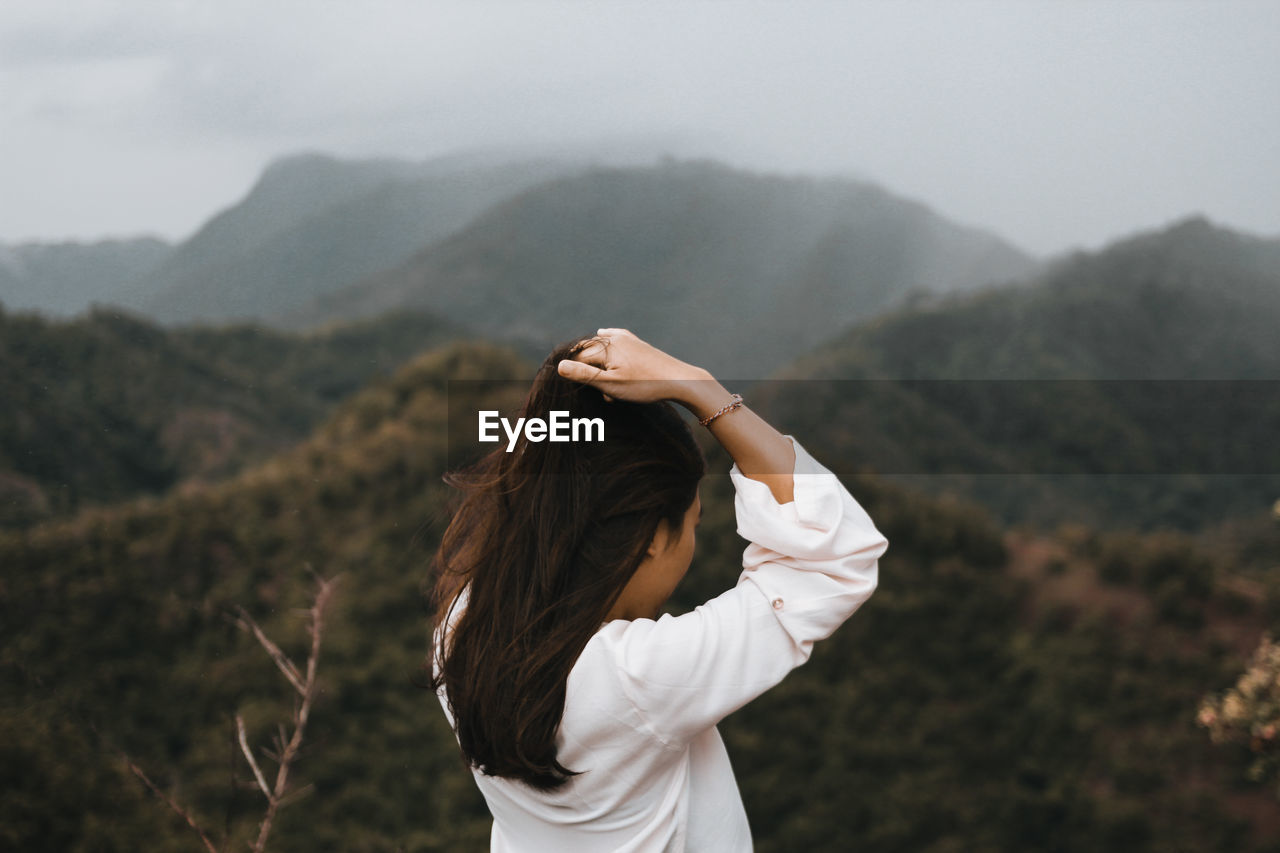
[
  {"x1": 232, "y1": 607, "x2": 306, "y2": 697},
  {"x1": 119, "y1": 749, "x2": 220, "y2": 853},
  {"x1": 276, "y1": 782, "x2": 316, "y2": 810},
  {"x1": 118, "y1": 570, "x2": 340, "y2": 853},
  {"x1": 235, "y1": 714, "x2": 272, "y2": 801},
  {"x1": 243, "y1": 572, "x2": 340, "y2": 853}
]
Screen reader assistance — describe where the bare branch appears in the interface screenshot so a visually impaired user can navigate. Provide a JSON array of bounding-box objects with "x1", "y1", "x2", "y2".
[
  {"x1": 276, "y1": 782, "x2": 316, "y2": 810},
  {"x1": 119, "y1": 750, "x2": 220, "y2": 853},
  {"x1": 119, "y1": 570, "x2": 342, "y2": 853},
  {"x1": 232, "y1": 606, "x2": 306, "y2": 697},
  {"x1": 244, "y1": 572, "x2": 341, "y2": 853},
  {"x1": 235, "y1": 715, "x2": 272, "y2": 802}
]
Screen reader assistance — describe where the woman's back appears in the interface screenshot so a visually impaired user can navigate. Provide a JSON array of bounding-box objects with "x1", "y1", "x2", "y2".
[
  {"x1": 434, "y1": 430, "x2": 887, "y2": 851},
  {"x1": 451, "y1": 632, "x2": 751, "y2": 851}
]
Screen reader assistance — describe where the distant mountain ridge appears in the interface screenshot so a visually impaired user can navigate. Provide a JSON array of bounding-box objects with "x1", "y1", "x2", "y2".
[
  {"x1": 0, "y1": 237, "x2": 173, "y2": 316},
  {"x1": 294, "y1": 158, "x2": 1037, "y2": 377},
  {"x1": 2, "y1": 151, "x2": 1036, "y2": 377},
  {"x1": 0, "y1": 151, "x2": 594, "y2": 322},
  {"x1": 785, "y1": 215, "x2": 1280, "y2": 380},
  {"x1": 125, "y1": 152, "x2": 589, "y2": 323},
  {"x1": 757, "y1": 216, "x2": 1280, "y2": 528}
]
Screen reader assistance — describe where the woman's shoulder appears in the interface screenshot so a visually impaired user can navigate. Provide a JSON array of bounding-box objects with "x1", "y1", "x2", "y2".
[
  {"x1": 569, "y1": 589, "x2": 797, "y2": 744},
  {"x1": 577, "y1": 591, "x2": 780, "y2": 699},
  {"x1": 563, "y1": 620, "x2": 689, "y2": 748},
  {"x1": 574, "y1": 613, "x2": 737, "y2": 699},
  {"x1": 576, "y1": 618, "x2": 662, "y2": 682}
]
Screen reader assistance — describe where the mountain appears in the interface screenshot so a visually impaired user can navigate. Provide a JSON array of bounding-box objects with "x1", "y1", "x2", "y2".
[
  {"x1": 0, "y1": 303, "x2": 464, "y2": 528},
  {"x1": 0, "y1": 237, "x2": 173, "y2": 316},
  {"x1": 2, "y1": 338, "x2": 1275, "y2": 850},
  {"x1": 786, "y1": 215, "x2": 1280, "y2": 380},
  {"x1": 9, "y1": 214, "x2": 1275, "y2": 532},
  {"x1": 294, "y1": 158, "x2": 1038, "y2": 377},
  {"x1": 123, "y1": 152, "x2": 590, "y2": 323},
  {"x1": 757, "y1": 216, "x2": 1280, "y2": 529}
]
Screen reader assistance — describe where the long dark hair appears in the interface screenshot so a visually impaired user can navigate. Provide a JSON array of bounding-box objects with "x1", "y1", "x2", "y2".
[{"x1": 429, "y1": 335, "x2": 706, "y2": 790}]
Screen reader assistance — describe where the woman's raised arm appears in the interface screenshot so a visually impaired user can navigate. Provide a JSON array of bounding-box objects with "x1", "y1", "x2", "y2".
[{"x1": 557, "y1": 328, "x2": 796, "y2": 504}]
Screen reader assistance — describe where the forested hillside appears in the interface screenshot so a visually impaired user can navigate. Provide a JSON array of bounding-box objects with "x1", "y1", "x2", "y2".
[
  {"x1": 3, "y1": 340, "x2": 1277, "y2": 851},
  {"x1": 0, "y1": 304, "x2": 463, "y2": 527}
]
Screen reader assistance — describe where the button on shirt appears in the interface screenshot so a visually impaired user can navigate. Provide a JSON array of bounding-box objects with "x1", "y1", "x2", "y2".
[{"x1": 435, "y1": 435, "x2": 889, "y2": 851}]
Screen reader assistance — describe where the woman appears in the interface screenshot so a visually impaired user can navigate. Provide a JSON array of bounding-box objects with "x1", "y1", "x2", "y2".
[{"x1": 430, "y1": 328, "x2": 888, "y2": 851}]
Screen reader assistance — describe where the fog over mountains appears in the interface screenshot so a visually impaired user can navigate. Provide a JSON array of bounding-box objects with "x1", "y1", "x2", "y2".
[
  {"x1": 0, "y1": 151, "x2": 584, "y2": 320},
  {"x1": 294, "y1": 159, "x2": 1036, "y2": 377},
  {"x1": 128, "y1": 153, "x2": 587, "y2": 324},
  {"x1": 3, "y1": 148, "x2": 1279, "y2": 530},
  {"x1": 1, "y1": 151, "x2": 1035, "y2": 376}
]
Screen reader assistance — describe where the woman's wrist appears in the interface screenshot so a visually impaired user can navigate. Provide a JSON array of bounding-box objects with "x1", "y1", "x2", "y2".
[{"x1": 668, "y1": 368, "x2": 736, "y2": 423}]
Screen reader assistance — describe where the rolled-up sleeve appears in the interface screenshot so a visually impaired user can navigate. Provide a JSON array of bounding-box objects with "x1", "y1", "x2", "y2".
[{"x1": 598, "y1": 435, "x2": 888, "y2": 745}]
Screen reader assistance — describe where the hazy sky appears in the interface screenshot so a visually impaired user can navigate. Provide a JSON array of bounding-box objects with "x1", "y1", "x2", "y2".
[{"x1": 2, "y1": 0, "x2": 1277, "y2": 256}]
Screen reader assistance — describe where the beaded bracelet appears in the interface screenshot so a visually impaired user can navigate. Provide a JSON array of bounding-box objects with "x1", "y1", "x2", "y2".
[{"x1": 698, "y1": 393, "x2": 744, "y2": 427}]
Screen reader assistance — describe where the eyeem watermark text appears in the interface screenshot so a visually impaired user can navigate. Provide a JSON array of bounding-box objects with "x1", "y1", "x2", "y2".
[{"x1": 478, "y1": 410, "x2": 605, "y2": 452}]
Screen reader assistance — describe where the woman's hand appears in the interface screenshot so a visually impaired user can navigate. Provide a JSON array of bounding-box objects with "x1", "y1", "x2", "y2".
[
  {"x1": 561, "y1": 328, "x2": 796, "y2": 502},
  {"x1": 557, "y1": 328, "x2": 710, "y2": 405}
]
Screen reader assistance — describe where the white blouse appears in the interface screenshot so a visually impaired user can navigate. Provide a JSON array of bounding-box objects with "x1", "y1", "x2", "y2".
[{"x1": 435, "y1": 435, "x2": 889, "y2": 851}]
